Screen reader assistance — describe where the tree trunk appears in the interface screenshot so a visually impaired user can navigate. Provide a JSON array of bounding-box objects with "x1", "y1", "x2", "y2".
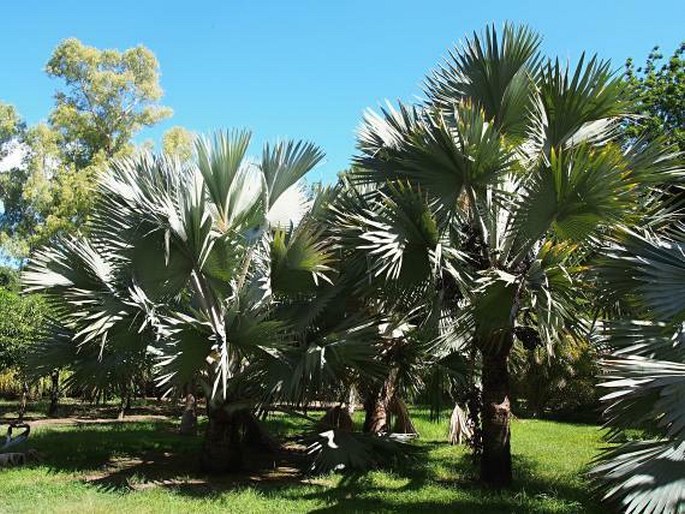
[
  {"x1": 480, "y1": 343, "x2": 513, "y2": 488},
  {"x1": 318, "y1": 405, "x2": 353, "y2": 431},
  {"x1": 363, "y1": 393, "x2": 389, "y2": 434},
  {"x1": 118, "y1": 397, "x2": 127, "y2": 420},
  {"x1": 201, "y1": 406, "x2": 279, "y2": 474},
  {"x1": 389, "y1": 397, "x2": 418, "y2": 435},
  {"x1": 448, "y1": 403, "x2": 472, "y2": 445},
  {"x1": 362, "y1": 369, "x2": 397, "y2": 434},
  {"x1": 47, "y1": 370, "x2": 60, "y2": 418},
  {"x1": 18, "y1": 381, "x2": 29, "y2": 422},
  {"x1": 117, "y1": 386, "x2": 131, "y2": 420},
  {"x1": 179, "y1": 393, "x2": 198, "y2": 436},
  {"x1": 201, "y1": 407, "x2": 244, "y2": 473}
]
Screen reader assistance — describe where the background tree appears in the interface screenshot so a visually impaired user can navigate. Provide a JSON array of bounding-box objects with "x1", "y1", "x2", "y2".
[
  {"x1": 0, "y1": 282, "x2": 49, "y2": 417},
  {"x1": 0, "y1": 102, "x2": 22, "y2": 154},
  {"x1": 625, "y1": 42, "x2": 685, "y2": 151},
  {"x1": 329, "y1": 177, "x2": 468, "y2": 436},
  {"x1": 0, "y1": 39, "x2": 172, "y2": 258},
  {"x1": 45, "y1": 38, "x2": 172, "y2": 165},
  {"x1": 509, "y1": 336, "x2": 599, "y2": 420},
  {"x1": 163, "y1": 126, "x2": 195, "y2": 162}
]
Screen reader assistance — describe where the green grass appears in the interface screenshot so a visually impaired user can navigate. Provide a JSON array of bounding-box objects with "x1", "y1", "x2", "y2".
[{"x1": 0, "y1": 409, "x2": 608, "y2": 513}]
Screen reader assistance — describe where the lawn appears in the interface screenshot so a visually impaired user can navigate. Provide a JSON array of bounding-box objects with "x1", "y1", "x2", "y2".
[{"x1": 0, "y1": 408, "x2": 608, "y2": 513}]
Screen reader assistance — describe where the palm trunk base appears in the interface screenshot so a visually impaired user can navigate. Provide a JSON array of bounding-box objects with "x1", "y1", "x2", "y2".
[
  {"x1": 363, "y1": 396, "x2": 388, "y2": 434},
  {"x1": 480, "y1": 408, "x2": 512, "y2": 487},
  {"x1": 448, "y1": 403, "x2": 472, "y2": 445},
  {"x1": 179, "y1": 393, "x2": 198, "y2": 436},
  {"x1": 389, "y1": 397, "x2": 418, "y2": 435},
  {"x1": 480, "y1": 344, "x2": 513, "y2": 488},
  {"x1": 319, "y1": 405, "x2": 354, "y2": 431},
  {"x1": 201, "y1": 408, "x2": 279, "y2": 474},
  {"x1": 47, "y1": 370, "x2": 59, "y2": 418}
]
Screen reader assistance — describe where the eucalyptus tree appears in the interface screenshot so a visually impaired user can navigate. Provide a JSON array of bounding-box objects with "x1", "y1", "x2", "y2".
[
  {"x1": 351, "y1": 24, "x2": 682, "y2": 487},
  {"x1": 22, "y1": 130, "x2": 364, "y2": 471},
  {"x1": 593, "y1": 228, "x2": 685, "y2": 513},
  {"x1": 1, "y1": 39, "x2": 171, "y2": 258}
]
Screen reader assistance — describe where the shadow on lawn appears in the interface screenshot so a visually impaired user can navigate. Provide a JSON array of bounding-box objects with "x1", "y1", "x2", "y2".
[
  {"x1": 27, "y1": 420, "x2": 307, "y2": 489},
  {"x1": 25, "y1": 421, "x2": 606, "y2": 513}
]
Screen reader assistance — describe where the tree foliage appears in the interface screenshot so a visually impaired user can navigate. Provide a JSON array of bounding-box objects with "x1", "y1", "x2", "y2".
[
  {"x1": 0, "y1": 39, "x2": 171, "y2": 258},
  {"x1": 22, "y1": 130, "x2": 332, "y2": 402},
  {"x1": 0, "y1": 102, "x2": 22, "y2": 154},
  {"x1": 0, "y1": 288, "x2": 48, "y2": 372},
  {"x1": 46, "y1": 38, "x2": 172, "y2": 166},
  {"x1": 625, "y1": 42, "x2": 685, "y2": 151},
  {"x1": 163, "y1": 126, "x2": 195, "y2": 162}
]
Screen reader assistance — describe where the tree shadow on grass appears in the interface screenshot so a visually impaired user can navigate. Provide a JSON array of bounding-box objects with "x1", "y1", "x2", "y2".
[
  {"x1": 25, "y1": 420, "x2": 312, "y2": 492},
  {"x1": 23, "y1": 421, "x2": 607, "y2": 513},
  {"x1": 278, "y1": 446, "x2": 606, "y2": 514}
]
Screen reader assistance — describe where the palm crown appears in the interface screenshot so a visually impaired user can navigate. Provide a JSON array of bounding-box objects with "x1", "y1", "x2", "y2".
[{"x1": 23, "y1": 131, "x2": 330, "y2": 403}]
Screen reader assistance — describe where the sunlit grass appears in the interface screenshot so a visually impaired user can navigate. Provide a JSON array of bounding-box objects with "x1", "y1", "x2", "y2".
[{"x1": 0, "y1": 409, "x2": 607, "y2": 513}]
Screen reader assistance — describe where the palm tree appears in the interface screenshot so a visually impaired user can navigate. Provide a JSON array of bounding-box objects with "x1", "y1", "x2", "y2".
[
  {"x1": 351, "y1": 24, "x2": 681, "y2": 487},
  {"x1": 22, "y1": 131, "x2": 352, "y2": 471},
  {"x1": 593, "y1": 228, "x2": 685, "y2": 513}
]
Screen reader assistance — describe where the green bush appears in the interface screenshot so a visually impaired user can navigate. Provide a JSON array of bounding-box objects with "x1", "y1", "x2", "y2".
[{"x1": 510, "y1": 336, "x2": 600, "y2": 422}]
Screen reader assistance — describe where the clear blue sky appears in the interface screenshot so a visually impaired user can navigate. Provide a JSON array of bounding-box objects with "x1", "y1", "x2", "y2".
[{"x1": 1, "y1": 0, "x2": 683, "y2": 182}]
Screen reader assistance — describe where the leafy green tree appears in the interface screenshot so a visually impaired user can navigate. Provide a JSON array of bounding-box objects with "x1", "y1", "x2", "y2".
[
  {"x1": 352, "y1": 24, "x2": 681, "y2": 487},
  {"x1": 0, "y1": 39, "x2": 172, "y2": 257},
  {"x1": 163, "y1": 126, "x2": 195, "y2": 162},
  {"x1": 625, "y1": 42, "x2": 685, "y2": 151},
  {"x1": 509, "y1": 336, "x2": 599, "y2": 420},
  {"x1": 0, "y1": 289, "x2": 47, "y2": 369},
  {"x1": 0, "y1": 265, "x2": 19, "y2": 290},
  {"x1": 0, "y1": 288, "x2": 49, "y2": 412},
  {"x1": 46, "y1": 38, "x2": 172, "y2": 166},
  {"x1": 593, "y1": 228, "x2": 685, "y2": 513},
  {"x1": 0, "y1": 102, "x2": 22, "y2": 153}
]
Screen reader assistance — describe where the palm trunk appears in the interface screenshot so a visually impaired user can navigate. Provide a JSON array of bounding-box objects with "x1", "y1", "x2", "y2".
[
  {"x1": 118, "y1": 385, "x2": 131, "y2": 420},
  {"x1": 47, "y1": 369, "x2": 60, "y2": 417},
  {"x1": 363, "y1": 393, "x2": 389, "y2": 434},
  {"x1": 201, "y1": 405, "x2": 279, "y2": 474},
  {"x1": 179, "y1": 393, "x2": 198, "y2": 436},
  {"x1": 319, "y1": 405, "x2": 354, "y2": 431},
  {"x1": 202, "y1": 407, "x2": 245, "y2": 473},
  {"x1": 448, "y1": 403, "x2": 472, "y2": 445},
  {"x1": 389, "y1": 397, "x2": 418, "y2": 435},
  {"x1": 480, "y1": 342, "x2": 513, "y2": 488}
]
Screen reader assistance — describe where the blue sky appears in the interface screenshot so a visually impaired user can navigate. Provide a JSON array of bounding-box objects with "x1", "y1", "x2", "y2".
[{"x1": 1, "y1": 0, "x2": 683, "y2": 182}]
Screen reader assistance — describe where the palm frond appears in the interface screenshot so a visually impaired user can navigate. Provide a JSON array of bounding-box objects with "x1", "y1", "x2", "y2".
[
  {"x1": 425, "y1": 23, "x2": 541, "y2": 137},
  {"x1": 592, "y1": 439, "x2": 685, "y2": 514}
]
